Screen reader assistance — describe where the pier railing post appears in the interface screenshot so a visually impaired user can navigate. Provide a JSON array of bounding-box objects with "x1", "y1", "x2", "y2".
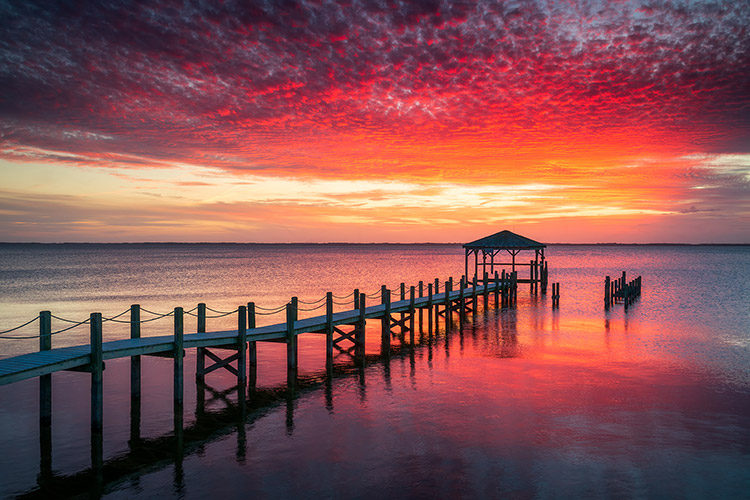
[
  {"x1": 325, "y1": 292, "x2": 333, "y2": 362},
  {"x1": 39, "y1": 311, "x2": 52, "y2": 428},
  {"x1": 247, "y1": 302, "x2": 257, "y2": 378},
  {"x1": 286, "y1": 298, "x2": 298, "y2": 384},
  {"x1": 90, "y1": 312, "x2": 103, "y2": 433},
  {"x1": 130, "y1": 305, "x2": 141, "y2": 398},
  {"x1": 90, "y1": 312, "x2": 104, "y2": 480},
  {"x1": 354, "y1": 289, "x2": 360, "y2": 310},
  {"x1": 409, "y1": 286, "x2": 415, "y2": 345},
  {"x1": 356, "y1": 294, "x2": 366, "y2": 361},
  {"x1": 196, "y1": 303, "x2": 206, "y2": 382},
  {"x1": 427, "y1": 282, "x2": 434, "y2": 333},
  {"x1": 604, "y1": 276, "x2": 611, "y2": 308},
  {"x1": 418, "y1": 280, "x2": 424, "y2": 330},
  {"x1": 237, "y1": 305, "x2": 247, "y2": 384},
  {"x1": 173, "y1": 307, "x2": 184, "y2": 407},
  {"x1": 381, "y1": 288, "x2": 391, "y2": 352},
  {"x1": 459, "y1": 276, "x2": 466, "y2": 316}
]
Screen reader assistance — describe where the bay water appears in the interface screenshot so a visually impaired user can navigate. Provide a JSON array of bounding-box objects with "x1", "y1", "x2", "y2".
[{"x1": 0, "y1": 243, "x2": 749, "y2": 498}]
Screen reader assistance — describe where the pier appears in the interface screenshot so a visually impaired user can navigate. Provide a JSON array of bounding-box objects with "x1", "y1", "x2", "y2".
[{"x1": 0, "y1": 272, "x2": 521, "y2": 484}]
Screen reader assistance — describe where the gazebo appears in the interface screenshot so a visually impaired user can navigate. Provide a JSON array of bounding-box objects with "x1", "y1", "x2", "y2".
[{"x1": 463, "y1": 230, "x2": 547, "y2": 290}]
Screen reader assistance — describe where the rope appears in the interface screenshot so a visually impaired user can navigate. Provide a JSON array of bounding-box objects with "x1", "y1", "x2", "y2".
[
  {"x1": 139, "y1": 307, "x2": 174, "y2": 317},
  {"x1": 0, "y1": 315, "x2": 40, "y2": 335},
  {"x1": 298, "y1": 302, "x2": 327, "y2": 312},
  {"x1": 255, "y1": 304, "x2": 287, "y2": 313},
  {"x1": 332, "y1": 291, "x2": 355, "y2": 299},
  {"x1": 101, "y1": 309, "x2": 131, "y2": 322},
  {"x1": 51, "y1": 314, "x2": 87, "y2": 324},
  {"x1": 332, "y1": 299, "x2": 355, "y2": 306},
  {"x1": 205, "y1": 306, "x2": 236, "y2": 315},
  {"x1": 205, "y1": 310, "x2": 237, "y2": 319},
  {"x1": 51, "y1": 319, "x2": 90, "y2": 335},
  {"x1": 255, "y1": 308, "x2": 285, "y2": 316},
  {"x1": 298, "y1": 295, "x2": 326, "y2": 305}
]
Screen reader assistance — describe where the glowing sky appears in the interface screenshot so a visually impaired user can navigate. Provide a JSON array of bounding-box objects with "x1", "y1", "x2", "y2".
[{"x1": 1, "y1": 0, "x2": 748, "y2": 242}]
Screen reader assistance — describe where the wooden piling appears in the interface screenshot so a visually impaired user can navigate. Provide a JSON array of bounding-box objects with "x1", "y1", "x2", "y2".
[
  {"x1": 196, "y1": 303, "x2": 206, "y2": 382},
  {"x1": 325, "y1": 292, "x2": 333, "y2": 361},
  {"x1": 354, "y1": 289, "x2": 360, "y2": 310},
  {"x1": 130, "y1": 305, "x2": 141, "y2": 398},
  {"x1": 427, "y1": 282, "x2": 434, "y2": 333},
  {"x1": 247, "y1": 302, "x2": 257, "y2": 376},
  {"x1": 39, "y1": 311, "x2": 52, "y2": 427},
  {"x1": 356, "y1": 294, "x2": 366, "y2": 359},
  {"x1": 286, "y1": 298, "x2": 298, "y2": 379},
  {"x1": 604, "y1": 276, "x2": 611, "y2": 308},
  {"x1": 237, "y1": 305, "x2": 247, "y2": 384},
  {"x1": 409, "y1": 286, "x2": 415, "y2": 345},
  {"x1": 90, "y1": 312, "x2": 103, "y2": 432},
  {"x1": 381, "y1": 288, "x2": 391, "y2": 351},
  {"x1": 173, "y1": 308, "x2": 183, "y2": 406}
]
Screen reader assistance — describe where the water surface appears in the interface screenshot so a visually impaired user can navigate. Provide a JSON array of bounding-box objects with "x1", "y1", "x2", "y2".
[{"x1": 0, "y1": 244, "x2": 748, "y2": 498}]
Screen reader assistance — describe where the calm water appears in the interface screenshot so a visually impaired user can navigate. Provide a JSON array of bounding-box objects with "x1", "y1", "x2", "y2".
[{"x1": 0, "y1": 243, "x2": 749, "y2": 499}]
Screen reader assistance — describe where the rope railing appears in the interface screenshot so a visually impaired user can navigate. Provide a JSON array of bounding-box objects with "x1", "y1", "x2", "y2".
[
  {"x1": 298, "y1": 301, "x2": 327, "y2": 312},
  {"x1": 0, "y1": 315, "x2": 40, "y2": 336},
  {"x1": 0, "y1": 276, "x2": 481, "y2": 341},
  {"x1": 298, "y1": 295, "x2": 326, "y2": 305}
]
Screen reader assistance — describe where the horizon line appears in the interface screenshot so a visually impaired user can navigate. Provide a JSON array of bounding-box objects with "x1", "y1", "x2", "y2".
[{"x1": 2, "y1": 241, "x2": 749, "y2": 246}]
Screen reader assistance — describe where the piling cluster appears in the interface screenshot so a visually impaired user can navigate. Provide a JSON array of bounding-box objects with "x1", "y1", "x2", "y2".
[{"x1": 604, "y1": 271, "x2": 642, "y2": 309}]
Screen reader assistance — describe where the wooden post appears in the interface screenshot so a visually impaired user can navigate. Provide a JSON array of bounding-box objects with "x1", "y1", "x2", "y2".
[
  {"x1": 196, "y1": 303, "x2": 206, "y2": 381},
  {"x1": 325, "y1": 292, "x2": 333, "y2": 362},
  {"x1": 90, "y1": 312, "x2": 103, "y2": 432},
  {"x1": 434, "y1": 279, "x2": 440, "y2": 326},
  {"x1": 247, "y1": 302, "x2": 257, "y2": 378},
  {"x1": 494, "y1": 271, "x2": 500, "y2": 305},
  {"x1": 354, "y1": 289, "x2": 360, "y2": 310},
  {"x1": 459, "y1": 276, "x2": 465, "y2": 316},
  {"x1": 89, "y1": 312, "x2": 103, "y2": 487},
  {"x1": 444, "y1": 279, "x2": 451, "y2": 316},
  {"x1": 39, "y1": 311, "x2": 52, "y2": 427},
  {"x1": 356, "y1": 294, "x2": 366, "y2": 360},
  {"x1": 409, "y1": 286, "x2": 415, "y2": 345},
  {"x1": 130, "y1": 305, "x2": 141, "y2": 398},
  {"x1": 427, "y1": 282, "x2": 434, "y2": 333},
  {"x1": 173, "y1": 307, "x2": 184, "y2": 406},
  {"x1": 472, "y1": 274, "x2": 478, "y2": 301},
  {"x1": 381, "y1": 288, "x2": 391, "y2": 351},
  {"x1": 418, "y1": 280, "x2": 424, "y2": 329},
  {"x1": 286, "y1": 298, "x2": 298, "y2": 381},
  {"x1": 237, "y1": 305, "x2": 247, "y2": 384},
  {"x1": 604, "y1": 276, "x2": 611, "y2": 308}
]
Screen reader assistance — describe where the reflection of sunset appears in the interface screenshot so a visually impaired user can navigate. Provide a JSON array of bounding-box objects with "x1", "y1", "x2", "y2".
[{"x1": 1, "y1": 1, "x2": 748, "y2": 242}]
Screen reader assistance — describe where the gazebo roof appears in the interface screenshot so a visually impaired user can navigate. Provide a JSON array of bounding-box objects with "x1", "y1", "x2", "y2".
[{"x1": 463, "y1": 230, "x2": 546, "y2": 250}]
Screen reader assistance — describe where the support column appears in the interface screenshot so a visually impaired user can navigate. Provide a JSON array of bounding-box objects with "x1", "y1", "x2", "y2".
[
  {"x1": 325, "y1": 292, "x2": 333, "y2": 363},
  {"x1": 196, "y1": 303, "x2": 206, "y2": 382},
  {"x1": 247, "y1": 302, "x2": 257, "y2": 387},
  {"x1": 90, "y1": 312, "x2": 104, "y2": 482},
  {"x1": 39, "y1": 310, "x2": 52, "y2": 487},
  {"x1": 409, "y1": 286, "x2": 415, "y2": 346},
  {"x1": 129, "y1": 304, "x2": 141, "y2": 446},
  {"x1": 237, "y1": 306, "x2": 247, "y2": 384},
  {"x1": 286, "y1": 298, "x2": 298, "y2": 386},
  {"x1": 381, "y1": 288, "x2": 391, "y2": 354}
]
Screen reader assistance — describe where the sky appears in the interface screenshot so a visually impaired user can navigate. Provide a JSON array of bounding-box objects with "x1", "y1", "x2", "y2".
[{"x1": 0, "y1": 0, "x2": 749, "y2": 243}]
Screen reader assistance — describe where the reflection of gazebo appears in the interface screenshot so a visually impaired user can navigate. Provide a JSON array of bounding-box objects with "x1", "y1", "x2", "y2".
[{"x1": 463, "y1": 230, "x2": 547, "y2": 291}]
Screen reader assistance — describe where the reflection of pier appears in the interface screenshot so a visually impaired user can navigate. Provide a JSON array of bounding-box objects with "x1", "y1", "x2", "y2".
[{"x1": 17, "y1": 291, "x2": 514, "y2": 499}]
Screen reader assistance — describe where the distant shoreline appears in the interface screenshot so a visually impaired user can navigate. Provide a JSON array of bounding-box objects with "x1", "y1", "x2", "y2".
[{"x1": 1, "y1": 242, "x2": 749, "y2": 247}]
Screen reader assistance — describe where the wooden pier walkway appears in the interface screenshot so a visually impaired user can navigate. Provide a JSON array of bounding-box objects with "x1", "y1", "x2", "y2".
[{"x1": 1, "y1": 273, "x2": 521, "y2": 388}]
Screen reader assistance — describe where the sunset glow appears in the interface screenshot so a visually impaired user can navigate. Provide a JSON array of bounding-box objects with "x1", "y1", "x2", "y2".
[{"x1": 1, "y1": 0, "x2": 748, "y2": 242}]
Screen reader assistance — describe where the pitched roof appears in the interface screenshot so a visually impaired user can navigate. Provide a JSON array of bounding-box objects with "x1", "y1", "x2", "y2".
[{"x1": 463, "y1": 230, "x2": 546, "y2": 249}]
